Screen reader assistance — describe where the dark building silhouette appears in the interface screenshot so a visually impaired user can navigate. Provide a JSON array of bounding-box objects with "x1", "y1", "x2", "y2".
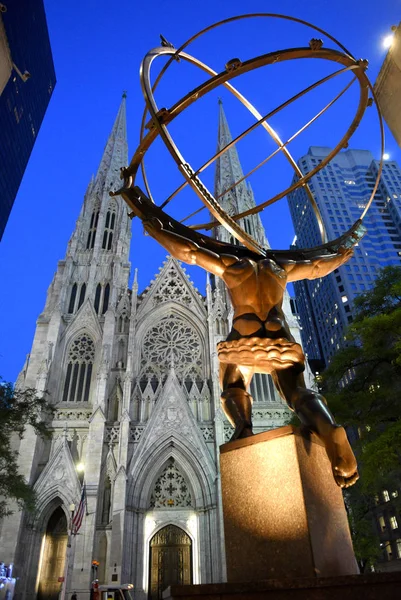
[{"x1": 0, "y1": 0, "x2": 56, "y2": 240}]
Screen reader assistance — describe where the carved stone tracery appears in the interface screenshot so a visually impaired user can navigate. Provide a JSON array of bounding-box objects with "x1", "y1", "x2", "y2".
[
  {"x1": 149, "y1": 458, "x2": 193, "y2": 508},
  {"x1": 153, "y1": 265, "x2": 192, "y2": 307},
  {"x1": 141, "y1": 315, "x2": 202, "y2": 381}
]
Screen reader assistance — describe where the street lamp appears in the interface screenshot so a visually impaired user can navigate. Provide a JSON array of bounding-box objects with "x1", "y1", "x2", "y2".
[{"x1": 383, "y1": 34, "x2": 394, "y2": 50}]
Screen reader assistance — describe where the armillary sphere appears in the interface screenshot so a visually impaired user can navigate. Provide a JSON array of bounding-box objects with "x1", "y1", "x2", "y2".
[{"x1": 111, "y1": 13, "x2": 384, "y2": 260}]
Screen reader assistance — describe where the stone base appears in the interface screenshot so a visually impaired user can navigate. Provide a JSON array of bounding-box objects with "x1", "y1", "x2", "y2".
[
  {"x1": 163, "y1": 572, "x2": 401, "y2": 600},
  {"x1": 219, "y1": 426, "x2": 358, "y2": 581}
]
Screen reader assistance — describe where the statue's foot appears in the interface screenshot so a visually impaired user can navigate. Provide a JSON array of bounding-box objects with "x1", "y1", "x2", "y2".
[
  {"x1": 230, "y1": 424, "x2": 254, "y2": 442},
  {"x1": 325, "y1": 426, "x2": 359, "y2": 488}
]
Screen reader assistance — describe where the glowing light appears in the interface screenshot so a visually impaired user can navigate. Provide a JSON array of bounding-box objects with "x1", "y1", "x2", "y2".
[
  {"x1": 383, "y1": 34, "x2": 394, "y2": 49},
  {"x1": 383, "y1": 153, "x2": 390, "y2": 160},
  {"x1": 76, "y1": 462, "x2": 85, "y2": 473}
]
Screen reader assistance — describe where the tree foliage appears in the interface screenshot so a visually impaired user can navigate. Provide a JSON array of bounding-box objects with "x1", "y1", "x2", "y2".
[
  {"x1": 322, "y1": 266, "x2": 401, "y2": 437},
  {"x1": 321, "y1": 266, "x2": 401, "y2": 569},
  {"x1": 0, "y1": 381, "x2": 54, "y2": 519}
]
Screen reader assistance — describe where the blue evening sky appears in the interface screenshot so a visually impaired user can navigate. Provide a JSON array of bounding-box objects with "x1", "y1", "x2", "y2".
[{"x1": 1, "y1": 0, "x2": 400, "y2": 382}]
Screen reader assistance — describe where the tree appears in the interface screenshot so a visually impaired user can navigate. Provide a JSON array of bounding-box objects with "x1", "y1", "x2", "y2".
[
  {"x1": 0, "y1": 380, "x2": 54, "y2": 519},
  {"x1": 320, "y1": 266, "x2": 401, "y2": 569}
]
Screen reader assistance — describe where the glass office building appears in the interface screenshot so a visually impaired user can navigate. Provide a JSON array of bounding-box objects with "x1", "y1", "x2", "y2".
[
  {"x1": 0, "y1": 0, "x2": 56, "y2": 240},
  {"x1": 288, "y1": 147, "x2": 401, "y2": 367}
]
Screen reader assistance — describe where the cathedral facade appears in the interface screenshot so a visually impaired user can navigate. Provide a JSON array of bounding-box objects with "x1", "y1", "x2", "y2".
[{"x1": 0, "y1": 97, "x2": 309, "y2": 600}]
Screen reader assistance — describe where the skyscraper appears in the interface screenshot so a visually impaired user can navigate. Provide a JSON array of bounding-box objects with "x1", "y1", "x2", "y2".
[
  {"x1": 288, "y1": 147, "x2": 401, "y2": 367},
  {"x1": 0, "y1": 0, "x2": 56, "y2": 240},
  {"x1": 0, "y1": 100, "x2": 296, "y2": 600}
]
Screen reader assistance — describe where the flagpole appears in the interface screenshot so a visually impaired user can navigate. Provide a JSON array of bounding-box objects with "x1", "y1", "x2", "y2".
[{"x1": 60, "y1": 503, "x2": 75, "y2": 600}]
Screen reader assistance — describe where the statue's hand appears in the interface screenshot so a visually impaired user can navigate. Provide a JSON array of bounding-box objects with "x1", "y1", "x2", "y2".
[
  {"x1": 338, "y1": 246, "x2": 354, "y2": 264},
  {"x1": 143, "y1": 217, "x2": 163, "y2": 236}
]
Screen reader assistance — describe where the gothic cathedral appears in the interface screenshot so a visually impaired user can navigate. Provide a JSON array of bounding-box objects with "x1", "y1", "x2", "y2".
[{"x1": 0, "y1": 96, "x2": 309, "y2": 600}]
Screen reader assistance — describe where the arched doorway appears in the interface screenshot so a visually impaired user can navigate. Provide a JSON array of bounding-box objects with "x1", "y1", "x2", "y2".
[
  {"x1": 149, "y1": 525, "x2": 192, "y2": 600},
  {"x1": 37, "y1": 506, "x2": 67, "y2": 600}
]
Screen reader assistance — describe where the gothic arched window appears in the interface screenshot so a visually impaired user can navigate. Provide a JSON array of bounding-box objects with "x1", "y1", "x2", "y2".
[
  {"x1": 68, "y1": 283, "x2": 77, "y2": 314},
  {"x1": 102, "y1": 207, "x2": 116, "y2": 251},
  {"x1": 102, "y1": 283, "x2": 110, "y2": 314},
  {"x1": 62, "y1": 334, "x2": 95, "y2": 403},
  {"x1": 94, "y1": 284, "x2": 101, "y2": 314},
  {"x1": 102, "y1": 476, "x2": 112, "y2": 524},
  {"x1": 77, "y1": 283, "x2": 86, "y2": 310},
  {"x1": 87, "y1": 210, "x2": 99, "y2": 250}
]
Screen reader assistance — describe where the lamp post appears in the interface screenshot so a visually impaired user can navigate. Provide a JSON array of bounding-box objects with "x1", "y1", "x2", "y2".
[{"x1": 60, "y1": 503, "x2": 75, "y2": 600}]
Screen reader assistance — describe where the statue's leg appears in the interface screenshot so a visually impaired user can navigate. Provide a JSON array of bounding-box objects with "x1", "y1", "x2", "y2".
[
  {"x1": 272, "y1": 367, "x2": 359, "y2": 488},
  {"x1": 220, "y1": 363, "x2": 254, "y2": 441}
]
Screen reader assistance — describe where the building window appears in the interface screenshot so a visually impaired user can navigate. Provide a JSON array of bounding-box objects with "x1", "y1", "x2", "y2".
[
  {"x1": 102, "y1": 283, "x2": 110, "y2": 314},
  {"x1": 62, "y1": 334, "x2": 95, "y2": 403},
  {"x1": 102, "y1": 476, "x2": 112, "y2": 524},
  {"x1": 102, "y1": 207, "x2": 116, "y2": 251},
  {"x1": 77, "y1": 283, "x2": 86, "y2": 310},
  {"x1": 378, "y1": 515, "x2": 386, "y2": 532},
  {"x1": 383, "y1": 541, "x2": 392, "y2": 561},
  {"x1": 390, "y1": 516, "x2": 398, "y2": 530},
  {"x1": 383, "y1": 490, "x2": 390, "y2": 502},
  {"x1": 87, "y1": 210, "x2": 99, "y2": 249},
  {"x1": 396, "y1": 539, "x2": 401, "y2": 559},
  {"x1": 68, "y1": 283, "x2": 77, "y2": 314},
  {"x1": 94, "y1": 284, "x2": 102, "y2": 314}
]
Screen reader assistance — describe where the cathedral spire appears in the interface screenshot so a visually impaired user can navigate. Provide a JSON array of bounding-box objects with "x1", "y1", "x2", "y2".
[
  {"x1": 95, "y1": 93, "x2": 128, "y2": 188},
  {"x1": 214, "y1": 100, "x2": 246, "y2": 203},
  {"x1": 213, "y1": 101, "x2": 270, "y2": 249}
]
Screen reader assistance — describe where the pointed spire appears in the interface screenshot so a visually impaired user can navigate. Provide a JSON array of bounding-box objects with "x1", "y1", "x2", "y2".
[
  {"x1": 133, "y1": 268, "x2": 138, "y2": 289},
  {"x1": 214, "y1": 101, "x2": 245, "y2": 200},
  {"x1": 95, "y1": 94, "x2": 128, "y2": 184},
  {"x1": 214, "y1": 101, "x2": 270, "y2": 249}
]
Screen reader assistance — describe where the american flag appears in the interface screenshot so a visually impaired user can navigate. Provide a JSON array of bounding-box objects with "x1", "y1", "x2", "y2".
[{"x1": 72, "y1": 483, "x2": 87, "y2": 535}]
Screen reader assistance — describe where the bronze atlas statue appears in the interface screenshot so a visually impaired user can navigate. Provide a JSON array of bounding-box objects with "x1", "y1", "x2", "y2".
[{"x1": 111, "y1": 14, "x2": 384, "y2": 489}]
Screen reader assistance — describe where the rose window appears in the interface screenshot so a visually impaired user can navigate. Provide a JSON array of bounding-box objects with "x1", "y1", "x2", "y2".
[{"x1": 141, "y1": 315, "x2": 202, "y2": 379}]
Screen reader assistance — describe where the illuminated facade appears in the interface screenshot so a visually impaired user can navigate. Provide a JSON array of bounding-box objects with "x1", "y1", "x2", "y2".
[{"x1": 0, "y1": 100, "x2": 303, "y2": 600}]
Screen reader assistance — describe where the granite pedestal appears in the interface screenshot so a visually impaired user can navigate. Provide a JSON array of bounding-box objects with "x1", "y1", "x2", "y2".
[
  {"x1": 163, "y1": 572, "x2": 401, "y2": 600},
  {"x1": 219, "y1": 426, "x2": 358, "y2": 582}
]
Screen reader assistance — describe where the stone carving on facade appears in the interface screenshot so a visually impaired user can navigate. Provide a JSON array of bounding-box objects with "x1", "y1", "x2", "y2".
[
  {"x1": 149, "y1": 458, "x2": 193, "y2": 508},
  {"x1": 54, "y1": 408, "x2": 92, "y2": 421},
  {"x1": 105, "y1": 425, "x2": 120, "y2": 446},
  {"x1": 200, "y1": 426, "x2": 214, "y2": 442},
  {"x1": 130, "y1": 426, "x2": 145, "y2": 442},
  {"x1": 140, "y1": 314, "x2": 203, "y2": 382},
  {"x1": 152, "y1": 263, "x2": 193, "y2": 306}
]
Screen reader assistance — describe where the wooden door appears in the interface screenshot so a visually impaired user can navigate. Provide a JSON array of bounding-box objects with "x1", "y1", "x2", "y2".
[
  {"x1": 37, "y1": 507, "x2": 67, "y2": 600},
  {"x1": 149, "y1": 525, "x2": 192, "y2": 600}
]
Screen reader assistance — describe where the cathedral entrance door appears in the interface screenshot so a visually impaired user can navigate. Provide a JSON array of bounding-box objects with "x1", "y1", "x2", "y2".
[
  {"x1": 149, "y1": 525, "x2": 192, "y2": 600},
  {"x1": 37, "y1": 506, "x2": 68, "y2": 600}
]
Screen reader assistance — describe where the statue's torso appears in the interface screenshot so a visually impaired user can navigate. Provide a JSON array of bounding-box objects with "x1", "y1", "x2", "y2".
[{"x1": 222, "y1": 257, "x2": 289, "y2": 339}]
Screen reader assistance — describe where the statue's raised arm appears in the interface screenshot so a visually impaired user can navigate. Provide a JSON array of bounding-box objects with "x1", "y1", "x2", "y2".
[
  {"x1": 283, "y1": 247, "x2": 354, "y2": 282},
  {"x1": 143, "y1": 217, "x2": 229, "y2": 277},
  {"x1": 115, "y1": 184, "x2": 233, "y2": 277}
]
